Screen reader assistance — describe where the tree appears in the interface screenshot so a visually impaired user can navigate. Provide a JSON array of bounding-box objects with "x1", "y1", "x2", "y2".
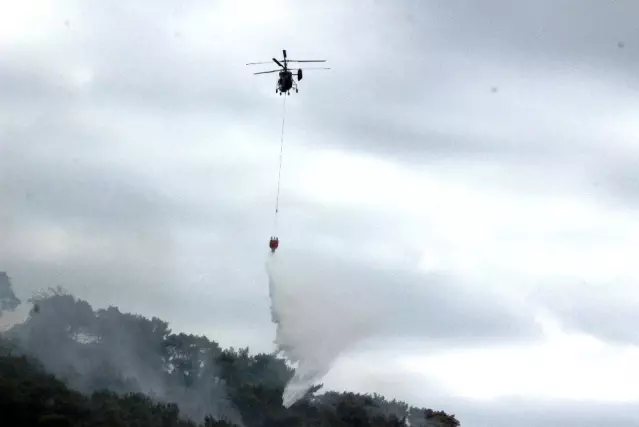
[
  {"x1": 1, "y1": 291, "x2": 461, "y2": 427},
  {"x1": 0, "y1": 272, "x2": 21, "y2": 313}
]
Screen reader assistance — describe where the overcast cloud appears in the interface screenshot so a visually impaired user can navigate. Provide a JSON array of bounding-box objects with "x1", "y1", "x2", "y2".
[{"x1": 2, "y1": 0, "x2": 639, "y2": 426}]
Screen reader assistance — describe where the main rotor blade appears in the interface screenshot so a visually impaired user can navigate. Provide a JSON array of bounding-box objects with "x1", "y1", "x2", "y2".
[
  {"x1": 289, "y1": 67, "x2": 331, "y2": 70},
  {"x1": 246, "y1": 61, "x2": 273, "y2": 65},
  {"x1": 287, "y1": 60, "x2": 327, "y2": 63},
  {"x1": 254, "y1": 70, "x2": 280, "y2": 75},
  {"x1": 272, "y1": 58, "x2": 284, "y2": 68}
]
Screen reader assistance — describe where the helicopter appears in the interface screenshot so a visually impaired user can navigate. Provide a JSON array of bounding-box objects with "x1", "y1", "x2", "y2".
[{"x1": 247, "y1": 49, "x2": 329, "y2": 95}]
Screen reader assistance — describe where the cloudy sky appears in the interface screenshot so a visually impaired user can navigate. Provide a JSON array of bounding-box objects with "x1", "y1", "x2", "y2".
[{"x1": 2, "y1": 0, "x2": 639, "y2": 425}]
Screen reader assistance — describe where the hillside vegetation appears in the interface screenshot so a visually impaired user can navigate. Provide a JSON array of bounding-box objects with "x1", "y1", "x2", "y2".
[{"x1": 0, "y1": 276, "x2": 460, "y2": 427}]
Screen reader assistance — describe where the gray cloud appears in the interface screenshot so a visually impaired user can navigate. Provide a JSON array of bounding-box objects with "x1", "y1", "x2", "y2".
[
  {"x1": 449, "y1": 397, "x2": 639, "y2": 427},
  {"x1": 403, "y1": 0, "x2": 639, "y2": 71},
  {"x1": 327, "y1": 362, "x2": 639, "y2": 427},
  {"x1": 593, "y1": 152, "x2": 639, "y2": 207},
  {"x1": 286, "y1": 1, "x2": 639, "y2": 209},
  {"x1": 532, "y1": 280, "x2": 639, "y2": 345}
]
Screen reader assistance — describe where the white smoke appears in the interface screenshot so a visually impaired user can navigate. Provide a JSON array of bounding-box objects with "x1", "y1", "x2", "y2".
[
  {"x1": 0, "y1": 305, "x2": 30, "y2": 333},
  {"x1": 266, "y1": 252, "x2": 382, "y2": 407}
]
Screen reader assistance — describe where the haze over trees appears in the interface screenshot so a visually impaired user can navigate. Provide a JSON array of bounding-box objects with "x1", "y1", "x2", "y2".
[{"x1": 0, "y1": 272, "x2": 460, "y2": 427}]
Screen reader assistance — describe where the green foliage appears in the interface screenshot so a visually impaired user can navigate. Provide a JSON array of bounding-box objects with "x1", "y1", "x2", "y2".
[
  {"x1": 423, "y1": 409, "x2": 461, "y2": 427},
  {"x1": 0, "y1": 285, "x2": 461, "y2": 427}
]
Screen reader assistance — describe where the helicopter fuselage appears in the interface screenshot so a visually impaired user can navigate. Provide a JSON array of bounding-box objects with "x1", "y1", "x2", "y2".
[{"x1": 277, "y1": 71, "x2": 293, "y2": 93}]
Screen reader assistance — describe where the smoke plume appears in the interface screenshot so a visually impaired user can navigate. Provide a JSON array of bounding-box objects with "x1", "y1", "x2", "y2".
[
  {"x1": 266, "y1": 252, "x2": 381, "y2": 407},
  {"x1": 1, "y1": 281, "x2": 243, "y2": 425}
]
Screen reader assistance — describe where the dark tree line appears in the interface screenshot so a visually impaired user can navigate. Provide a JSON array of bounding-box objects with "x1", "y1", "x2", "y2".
[{"x1": 0, "y1": 277, "x2": 460, "y2": 427}]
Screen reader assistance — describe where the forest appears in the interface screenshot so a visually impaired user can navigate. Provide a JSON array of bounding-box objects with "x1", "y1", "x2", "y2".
[{"x1": 0, "y1": 273, "x2": 460, "y2": 427}]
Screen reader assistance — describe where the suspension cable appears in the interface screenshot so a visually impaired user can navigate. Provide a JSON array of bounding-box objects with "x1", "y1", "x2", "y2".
[{"x1": 273, "y1": 94, "x2": 287, "y2": 232}]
